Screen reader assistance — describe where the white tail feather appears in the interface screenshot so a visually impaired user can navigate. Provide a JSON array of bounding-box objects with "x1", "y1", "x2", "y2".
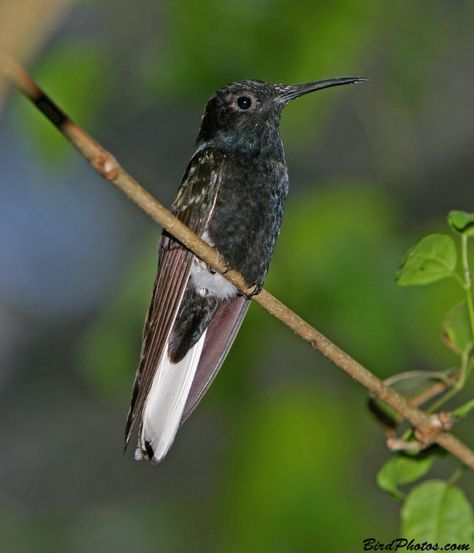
[{"x1": 137, "y1": 330, "x2": 207, "y2": 463}]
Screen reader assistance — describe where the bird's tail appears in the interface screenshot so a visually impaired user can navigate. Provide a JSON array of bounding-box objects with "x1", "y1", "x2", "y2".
[{"x1": 135, "y1": 329, "x2": 207, "y2": 463}]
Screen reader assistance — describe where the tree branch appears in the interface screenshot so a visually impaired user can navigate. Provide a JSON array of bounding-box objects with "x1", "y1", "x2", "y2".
[{"x1": 2, "y1": 52, "x2": 473, "y2": 470}]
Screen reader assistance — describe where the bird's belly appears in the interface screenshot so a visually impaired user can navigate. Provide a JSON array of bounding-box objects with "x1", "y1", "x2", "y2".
[
  {"x1": 208, "y1": 201, "x2": 284, "y2": 286},
  {"x1": 190, "y1": 256, "x2": 237, "y2": 299},
  {"x1": 207, "y1": 159, "x2": 288, "y2": 286}
]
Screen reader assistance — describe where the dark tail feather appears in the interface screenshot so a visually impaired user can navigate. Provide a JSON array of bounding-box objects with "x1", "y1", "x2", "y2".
[{"x1": 180, "y1": 295, "x2": 250, "y2": 424}]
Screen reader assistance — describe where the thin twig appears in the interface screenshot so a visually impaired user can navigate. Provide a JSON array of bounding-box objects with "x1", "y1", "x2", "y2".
[
  {"x1": 368, "y1": 370, "x2": 457, "y2": 431},
  {"x1": 409, "y1": 373, "x2": 457, "y2": 409},
  {"x1": 2, "y1": 52, "x2": 474, "y2": 470}
]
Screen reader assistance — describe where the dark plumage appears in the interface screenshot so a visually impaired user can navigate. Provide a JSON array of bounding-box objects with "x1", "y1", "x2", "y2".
[{"x1": 125, "y1": 76, "x2": 366, "y2": 463}]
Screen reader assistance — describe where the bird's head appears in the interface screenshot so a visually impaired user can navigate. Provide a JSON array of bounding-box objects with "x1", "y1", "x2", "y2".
[{"x1": 196, "y1": 77, "x2": 367, "y2": 151}]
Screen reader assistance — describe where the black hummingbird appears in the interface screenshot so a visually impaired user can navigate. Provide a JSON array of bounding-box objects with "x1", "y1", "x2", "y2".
[{"x1": 125, "y1": 76, "x2": 365, "y2": 463}]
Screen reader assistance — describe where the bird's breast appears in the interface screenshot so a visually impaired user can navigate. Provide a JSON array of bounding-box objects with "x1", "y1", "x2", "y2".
[{"x1": 207, "y1": 154, "x2": 288, "y2": 286}]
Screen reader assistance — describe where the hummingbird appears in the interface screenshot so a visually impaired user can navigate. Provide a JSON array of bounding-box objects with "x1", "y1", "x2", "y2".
[{"x1": 125, "y1": 76, "x2": 365, "y2": 463}]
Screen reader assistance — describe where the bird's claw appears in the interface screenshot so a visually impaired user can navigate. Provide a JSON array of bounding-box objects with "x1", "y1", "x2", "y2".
[{"x1": 245, "y1": 282, "x2": 263, "y2": 299}]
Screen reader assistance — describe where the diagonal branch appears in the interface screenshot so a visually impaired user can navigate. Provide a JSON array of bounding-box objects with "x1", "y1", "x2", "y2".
[{"x1": 2, "y1": 52, "x2": 473, "y2": 470}]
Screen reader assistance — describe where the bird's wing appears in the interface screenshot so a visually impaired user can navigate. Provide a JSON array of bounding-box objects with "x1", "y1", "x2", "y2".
[
  {"x1": 124, "y1": 148, "x2": 225, "y2": 448},
  {"x1": 181, "y1": 294, "x2": 250, "y2": 423}
]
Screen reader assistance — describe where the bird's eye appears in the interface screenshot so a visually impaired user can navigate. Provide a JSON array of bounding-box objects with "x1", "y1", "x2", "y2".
[{"x1": 237, "y1": 96, "x2": 252, "y2": 110}]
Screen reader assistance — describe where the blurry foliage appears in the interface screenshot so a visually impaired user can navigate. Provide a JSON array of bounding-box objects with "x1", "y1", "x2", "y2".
[
  {"x1": 76, "y1": 237, "x2": 156, "y2": 398},
  {"x1": 12, "y1": 0, "x2": 464, "y2": 163},
  {"x1": 144, "y1": 0, "x2": 379, "y2": 96},
  {"x1": 269, "y1": 183, "x2": 461, "y2": 374},
  {"x1": 217, "y1": 386, "x2": 390, "y2": 553},
  {"x1": 12, "y1": 38, "x2": 110, "y2": 163},
  {"x1": 269, "y1": 182, "x2": 405, "y2": 372}
]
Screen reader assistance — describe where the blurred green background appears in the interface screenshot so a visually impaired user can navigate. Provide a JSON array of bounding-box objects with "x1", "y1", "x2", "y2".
[{"x1": 0, "y1": 1, "x2": 473, "y2": 551}]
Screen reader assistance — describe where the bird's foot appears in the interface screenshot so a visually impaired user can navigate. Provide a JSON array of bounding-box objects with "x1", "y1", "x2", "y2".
[
  {"x1": 221, "y1": 262, "x2": 231, "y2": 275},
  {"x1": 245, "y1": 282, "x2": 263, "y2": 299}
]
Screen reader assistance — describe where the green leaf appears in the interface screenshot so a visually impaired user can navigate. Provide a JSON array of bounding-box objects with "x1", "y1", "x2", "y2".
[
  {"x1": 401, "y1": 481, "x2": 474, "y2": 545},
  {"x1": 442, "y1": 301, "x2": 473, "y2": 356},
  {"x1": 396, "y1": 234, "x2": 457, "y2": 286},
  {"x1": 448, "y1": 210, "x2": 474, "y2": 237},
  {"x1": 377, "y1": 455, "x2": 434, "y2": 500}
]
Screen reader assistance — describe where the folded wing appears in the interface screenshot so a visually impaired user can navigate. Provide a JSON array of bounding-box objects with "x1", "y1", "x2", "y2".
[{"x1": 125, "y1": 147, "x2": 243, "y2": 460}]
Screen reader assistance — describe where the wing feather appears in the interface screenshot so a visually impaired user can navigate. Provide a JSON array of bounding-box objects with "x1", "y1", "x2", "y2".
[
  {"x1": 125, "y1": 242, "x2": 192, "y2": 445},
  {"x1": 124, "y1": 148, "x2": 225, "y2": 447}
]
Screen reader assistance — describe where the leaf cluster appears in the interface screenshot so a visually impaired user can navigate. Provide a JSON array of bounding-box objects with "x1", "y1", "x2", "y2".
[{"x1": 377, "y1": 210, "x2": 474, "y2": 545}]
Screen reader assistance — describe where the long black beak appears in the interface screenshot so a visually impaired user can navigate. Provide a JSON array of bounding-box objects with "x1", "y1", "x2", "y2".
[{"x1": 278, "y1": 76, "x2": 368, "y2": 102}]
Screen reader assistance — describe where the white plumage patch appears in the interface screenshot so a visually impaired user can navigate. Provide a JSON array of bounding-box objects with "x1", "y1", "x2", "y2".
[
  {"x1": 190, "y1": 258, "x2": 237, "y2": 299},
  {"x1": 190, "y1": 230, "x2": 238, "y2": 299},
  {"x1": 137, "y1": 329, "x2": 207, "y2": 463}
]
